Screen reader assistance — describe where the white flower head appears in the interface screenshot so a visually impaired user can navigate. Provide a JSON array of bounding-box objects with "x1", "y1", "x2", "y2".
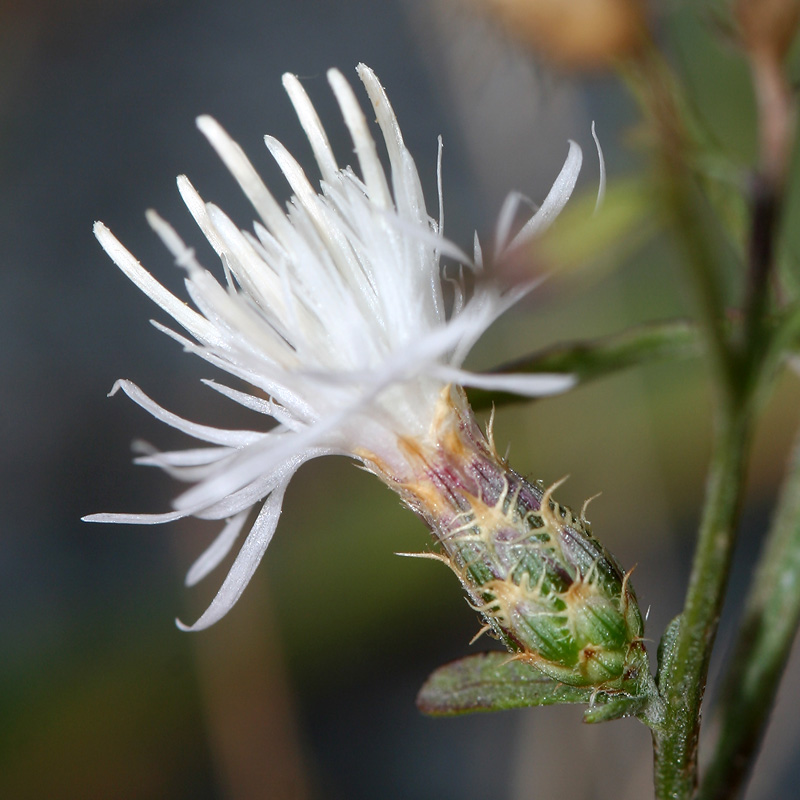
[{"x1": 85, "y1": 64, "x2": 583, "y2": 630}]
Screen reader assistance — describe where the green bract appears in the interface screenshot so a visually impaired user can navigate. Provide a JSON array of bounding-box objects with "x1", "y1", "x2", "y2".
[{"x1": 399, "y1": 397, "x2": 648, "y2": 694}]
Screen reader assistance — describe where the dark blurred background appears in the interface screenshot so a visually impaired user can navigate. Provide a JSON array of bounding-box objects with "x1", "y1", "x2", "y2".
[{"x1": 2, "y1": 1, "x2": 800, "y2": 798}]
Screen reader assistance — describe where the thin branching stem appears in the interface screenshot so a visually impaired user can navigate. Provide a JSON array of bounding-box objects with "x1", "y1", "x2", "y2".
[
  {"x1": 628, "y1": 47, "x2": 760, "y2": 799},
  {"x1": 699, "y1": 426, "x2": 800, "y2": 800},
  {"x1": 653, "y1": 400, "x2": 754, "y2": 799},
  {"x1": 647, "y1": 24, "x2": 797, "y2": 792},
  {"x1": 695, "y1": 35, "x2": 798, "y2": 800}
]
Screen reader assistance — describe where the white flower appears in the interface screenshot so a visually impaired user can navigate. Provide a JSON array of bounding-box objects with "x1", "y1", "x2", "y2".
[{"x1": 84, "y1": 64, "x2": 583, "y2": 630}]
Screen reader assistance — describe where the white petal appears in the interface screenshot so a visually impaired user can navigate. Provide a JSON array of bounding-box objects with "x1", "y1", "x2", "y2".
[
  {"x1": 171, "y1": 405, "x2": 347, "y2": 511},
  {"x1": 592, "y1": 121, "x2": 606, "y2": 212},
  {"x1": 192, "y1": 347, "x2": 317, "y2": 422},
  {"x1": 508, "y1": 140, "x2": 583, "y2": 251},
  {"x1": 149, "y1": 319, "x2": 219, "y2": 358},
  {"x1": 130, "y1": 439, "x2": 234, "y2": 482},
  {"x1": 193, "y1": 476, "x2": 280, "y2": 519},
  {"x1": 494, "y1": 191, "x2": 531, "y2": 259},
  {"x1": 193, "y1": 471, "x2": 292, "y2": 519},
  {"x1": 201, "y1": 379, "x2": 272, "y2": 414},
  {"x1": 82, "y1": 509, "x2": 191, "y2": 524},
  {"x1": 448, "y1": 280, "x2": 541, "y2": 369},
  {"x1": 372, "y1": 206, "x2": 472, "y2": 267},
  {"x1": 356, "y1": 63, "x2": 429, "y2": 230},
  {"x1": 176, "y1": 479, "x2": 290, "y2": 631},
  {"x1": 145, "y1": 209, "x2": 204, "y2": 274},
  {"x1": 328, "y1": 68, "x2": 392, "y2": 210},
  {"x1": 109, "y1": 379, "x2": 264, "y2": 446},
  {"x1": 185, "y1": 510, "x2": 249, "y2": 587},
  {"x1": 94, "y1": 222, "x2": 222, "y2": 348},
  {"x1": 201, "y1": 379, "x2": 303, "y2": 430},
  {"x1": 263, "y1": 135, "x2": 366, "y2": 291},
  {"x1": 203, "y1": 204, "x2": 293, "y2": 333},
  {"x1": 133, "y1": 443, "x2": 233, "y2": 467},
  {"x1": 282, "y1": 73, "x2": 339, "y2": 183},
  {"x1": 195, "y1": 115, "x2": 294, "y2": 244},
  {"x1": 436, "y1": 136, "x2": 444, "y2": 235},
  {"x1": 473, "y1": 232, "x2": 484, "y2": 272},
  {"x1": 176, "y1": 175, "x2": 229, "y2": 256},
  {"x1": 356, "y1": 64, "x2": 406, "y2": 179},
  {"x1": 433, "y1": 366, "x2": 577, "y2": 396}
]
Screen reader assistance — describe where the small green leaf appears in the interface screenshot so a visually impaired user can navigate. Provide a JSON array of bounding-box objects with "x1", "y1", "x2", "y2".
[
  {"x1": 467, "y1": 319, "x2": 699, "y2": 411},
  {"x1": 416, "y1": 651, "x2": 594, "y2": 716},
  {"x1": 583, "y1": 693, "x2": 652, "y2": 724},
  {"x1": 656, "y1": 614, "x2": 683, "y2": 693}
]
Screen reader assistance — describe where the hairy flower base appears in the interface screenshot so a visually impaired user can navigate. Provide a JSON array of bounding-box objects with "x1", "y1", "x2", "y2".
[{"x1": 381, "y1": 388, "x2": 648, "y2": 691}]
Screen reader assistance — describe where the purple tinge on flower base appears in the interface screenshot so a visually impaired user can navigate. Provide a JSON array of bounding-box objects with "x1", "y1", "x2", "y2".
[
  {"x1": 84, "y1": 64, "x2": 584, "y2": 633},
  {"x1": 389, "y1": 387, "x2": 648, "y2": 691}
]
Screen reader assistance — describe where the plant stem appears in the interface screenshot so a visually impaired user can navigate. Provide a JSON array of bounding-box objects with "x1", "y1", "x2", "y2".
[
  {"x1": 629, "y1": 40, "x2": 766, "y2": 796},
  {"x1": 693, "y1": 37, "x2": 797, "y2": 798},
  {"x1": 649, "y1": 34, "x2": 794, "y2": 794},
  {"x1": 740, "y1": 42, "x2": 794, "y2": 388},
  {"x1": 698, "y1": 425, "x2": 800, "y2": 800},
  {"x1": 653, "y1": 399, "x2": 753, "y2": 799}
]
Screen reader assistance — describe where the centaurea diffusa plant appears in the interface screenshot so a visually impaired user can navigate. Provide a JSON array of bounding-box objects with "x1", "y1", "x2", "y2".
[
  {"x1": 88, "y1": 9, "x2": 800, "y2": 790},
  {"x1": 85, "y1": 63, "x2": 657, "y2": 717}
]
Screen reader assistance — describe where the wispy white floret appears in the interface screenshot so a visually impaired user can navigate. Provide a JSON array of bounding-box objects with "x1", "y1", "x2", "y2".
[
  {"x1": 592, "y1": 122, "x2": 606, "y2": 212},
  {"x1": 85, "y1": 64, "x2": 583, "y2": 630}
]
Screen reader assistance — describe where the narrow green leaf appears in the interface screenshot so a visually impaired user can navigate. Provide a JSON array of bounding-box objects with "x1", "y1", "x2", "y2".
[
  {"x1": 416, "y1": 651, "x2": 594, "y2": 716},
  {"x1": 656, "y1": 615, "x2": 683, "y2": 694},
  {"x1": 468, "y1": 319, "x2": 700, "y2": 411}
]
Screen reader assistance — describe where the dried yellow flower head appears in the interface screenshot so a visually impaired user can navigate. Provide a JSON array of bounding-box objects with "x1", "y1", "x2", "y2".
[
  {"x1": 476, "y1": 0, "x2": 649, "y2": 70},
  {"x1": 736, "y1": 0, "x2": 800, "y2": 61}
]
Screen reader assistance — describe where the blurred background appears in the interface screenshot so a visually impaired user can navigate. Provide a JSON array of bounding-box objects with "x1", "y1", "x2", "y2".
[{"x1": 2, "y1": 0, "x2": 800, "y2": 798}]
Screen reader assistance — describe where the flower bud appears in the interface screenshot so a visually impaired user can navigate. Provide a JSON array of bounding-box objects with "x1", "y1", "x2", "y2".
[
  {"x1": 385, "y1": 388, "x2": 648, "y2": 691},
  {"x1": 474, "y1": 0, "x2": 650, "y2": 70}
]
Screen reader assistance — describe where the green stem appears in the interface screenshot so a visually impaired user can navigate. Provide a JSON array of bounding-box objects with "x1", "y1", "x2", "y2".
[
  {"x1": 468, "y1": 319, "x2": 700, "y2": 411},
  {"x1": 652, "y1": 163, "x2": 761, "y2": 798},
  {"x1": 653, "y1": 400, "x2": 754, "y2": 799},
  {"x1": 741, "y1": 174, "x2": 777, "y2": 361},
  {"x1": 618, "y1": 28, "x2": 790, "y2": 800},
  {"x1": 638, "y1": 41, "x2": 763, "y2": 796},
  {"x1": 694, "y1": 39, "x2": 796, "y2": 799},
  {"x1": 698, "y1": 426, "x2": 800, "y2": 800}
]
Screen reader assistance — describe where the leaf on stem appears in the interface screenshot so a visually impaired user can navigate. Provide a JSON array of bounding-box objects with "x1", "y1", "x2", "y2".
[
  {"x1": 418, "y1": 651, "x2": 655, "y2": 722},
  {"x1": 468, "y1": 319, "x2": 700, "y2": 410},
  {"x1": 656, "y1": 614, "x2": 683, "y2": 692},
  {"x1": 583, "y1": 693, "x2": 653, "y2": 723},
  {"x1": 417, "y1": 651, "x2": 595, "y2": 716}
]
